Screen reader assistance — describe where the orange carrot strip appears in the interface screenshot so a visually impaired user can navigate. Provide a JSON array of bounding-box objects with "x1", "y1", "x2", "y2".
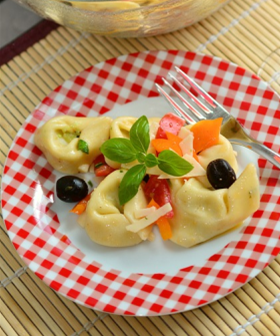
[
  {"x1": 147, "y1": 198, "x2": 160, "y2": 209},
  {"x1": 191, "y1": 118, "x2": 223, "y2": 153},
  {"x1": 193, "y1": 149, "x2": 199, "y2": 162},
  {"x1": 147, "y1": 198, "x2": 172, "y2": 240},
  {"x1": 165, "y1": 131, "x2": 182, "y2": 143},
  {"x1": 70, "y1": 192, "x2": 92, "y2": 215},
  {"x1": 157, "y1": 216, "x2": 172, "y2": 240},
  {"x1": 151, "y1": 138, "x2": 182, "y2": 156},
  {"x1": 151, "y1": 139, "x2": 173, "y2": 152},
  {"x1": 166, "y1": 131, "x2": 183, "y2": 156}
]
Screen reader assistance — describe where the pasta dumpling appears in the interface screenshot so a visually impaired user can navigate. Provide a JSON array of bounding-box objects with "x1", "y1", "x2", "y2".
[
  {"x1": 169, "y1": 163, "x2": 259, "y2": 248},
  {"x1": 110, "y1": 116, "x2": 137, "y2": 139},
  {"x1": 34, "y1": 115, "x2": 112, "y2": 174},
  {"x1": 78, "y1": 170, "x2": 152, "y2": 247},
  {"x1": 109, "y1": 116, "x2": 160, "y2": 139}
]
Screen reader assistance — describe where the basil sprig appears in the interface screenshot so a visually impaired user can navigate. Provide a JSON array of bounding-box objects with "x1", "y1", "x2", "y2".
[
  {"x1": 100, "y1": 138, "x2": 137, "y2": 163},
  {"x1": 158, "y1": 150, "x2": 193, "y2": 176},
  {"x1": 119, "y1": 164, "x2": 147, "y2": 206},
  {"x1": 100, "y1": 115, "x2": 193, "y2": 205},
  {"x1": 78, "y1": 139, "x2": 89, "y2": 154}
]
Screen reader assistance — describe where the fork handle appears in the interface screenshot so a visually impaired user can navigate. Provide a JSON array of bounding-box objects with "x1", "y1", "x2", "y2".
[{"x1": 233, "y1": 140, "x2": 280, "y2": 170}]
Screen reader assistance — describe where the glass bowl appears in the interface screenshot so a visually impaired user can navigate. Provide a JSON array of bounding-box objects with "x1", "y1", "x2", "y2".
[{"x1": 14, "y1": 0, "x2": 231, "y2": 38}]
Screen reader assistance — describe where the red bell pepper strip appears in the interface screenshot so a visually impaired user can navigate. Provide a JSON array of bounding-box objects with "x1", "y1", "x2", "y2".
[
  {"x1": 93, "y1": 154, "x2": 115, "y2": 177},
  {"x1": 144, "y1": 175, "x2": 174, "y2": 218}
]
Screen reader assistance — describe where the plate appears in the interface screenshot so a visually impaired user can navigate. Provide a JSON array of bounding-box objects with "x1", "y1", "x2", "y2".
[{"x1": 2, "y1": 50, "x2": 280, "y2": 316}]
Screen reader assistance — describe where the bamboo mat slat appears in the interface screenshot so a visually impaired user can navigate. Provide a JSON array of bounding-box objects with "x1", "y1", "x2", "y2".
[{"x1": 1, "y1": 0, "x2": 280, "y2": 335}]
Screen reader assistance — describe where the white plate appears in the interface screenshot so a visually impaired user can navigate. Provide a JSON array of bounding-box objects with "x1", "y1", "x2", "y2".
[{"x1": 2, "y1": 50, "x2": 280, "y2": 316}]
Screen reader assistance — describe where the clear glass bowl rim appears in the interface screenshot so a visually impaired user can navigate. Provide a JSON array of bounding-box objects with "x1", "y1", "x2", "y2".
[{"x1": 55, "y1": 0, "x2": 190, "y2": 15}]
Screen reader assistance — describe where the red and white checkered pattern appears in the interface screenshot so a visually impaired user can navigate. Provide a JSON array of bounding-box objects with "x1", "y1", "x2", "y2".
[{"x1": 2, "y1": 51, "x2": 280, "y2": 316}]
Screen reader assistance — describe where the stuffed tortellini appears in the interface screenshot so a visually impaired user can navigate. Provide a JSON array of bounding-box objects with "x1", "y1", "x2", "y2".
[
  {"x1": 78, "y1": 170, "x2": 153, "y2": 247},
  {"x1": 169, "y1": 163, "x2": 260, "y2": 248},
  {"x1": 34, "y1": 115, "x2": 112, "y2": 174}
]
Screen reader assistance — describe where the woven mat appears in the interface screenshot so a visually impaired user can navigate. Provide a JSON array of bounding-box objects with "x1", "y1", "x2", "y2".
[{"x1": 1, "y1": 0, "x2": 280, "y2": 335}]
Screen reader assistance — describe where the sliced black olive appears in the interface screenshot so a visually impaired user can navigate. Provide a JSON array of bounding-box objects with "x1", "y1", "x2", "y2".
[
  {"x1": 56, "y1": 175, "x2": 88, "y2": 203},
  {"x1": 207, "y1": 159, "x2": 236, "y2": 190}
]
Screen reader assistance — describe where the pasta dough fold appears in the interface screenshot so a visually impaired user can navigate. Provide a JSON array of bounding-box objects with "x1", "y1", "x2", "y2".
[
  {"x1": 78, "y1": 170, "x2": 151, "y2": 247},
  {"x1": 169, "y1": 163, "x2": 260, "y2": 248},
  {"x1": 34, "y1": 115, "x2": 112, "y2": 174}
]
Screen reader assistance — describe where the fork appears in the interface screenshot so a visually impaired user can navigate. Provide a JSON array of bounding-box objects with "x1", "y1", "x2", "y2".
[{"x1": 155, "y1": 66, "x2": 280, "y2": 170}]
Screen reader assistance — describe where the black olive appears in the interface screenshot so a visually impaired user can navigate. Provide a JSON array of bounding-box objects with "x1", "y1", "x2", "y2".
[
  {"x1": 207, "y1": 159, "x2": 236, "y2": 190},
  {"x1": 56, "y1": 175, "x2": 88, "y2": 203},
  {"x1": 143, "y1": 174, "x2": 150, "y2": 183}
]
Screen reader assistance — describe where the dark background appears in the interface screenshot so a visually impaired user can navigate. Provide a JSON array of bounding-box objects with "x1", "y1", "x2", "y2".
[{"x1": 0, "y1": 0, "x2": 41, "y2": 48}]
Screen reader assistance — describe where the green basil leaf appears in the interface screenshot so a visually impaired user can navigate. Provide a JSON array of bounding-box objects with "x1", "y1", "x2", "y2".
[
  {"x1": 145, "y1": 153, "x2": 158, "y2": 168},
  {"x1": 78, "y1": 139, "x2": 89, "y2": 154},
  {"x1": 130, "y1": 115, "x2": 150, "y2": 154},
  {"x1": 119, "y1": 164, "x2": 146, "y2": 205},
  {"x1": 101, "y1": 138, "x2": 137, "y2": 163},
  {"x1": 136, "y1": 152, "x2": 146, "y2": 163},
  {"x1": 158, "y1": 150, "x2": 193, "y2": 176}
]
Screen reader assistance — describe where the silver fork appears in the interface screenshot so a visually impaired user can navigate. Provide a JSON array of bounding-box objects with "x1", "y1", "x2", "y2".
[{"x1": 156, "y1": 66, "x2": 280, "y2": 170}]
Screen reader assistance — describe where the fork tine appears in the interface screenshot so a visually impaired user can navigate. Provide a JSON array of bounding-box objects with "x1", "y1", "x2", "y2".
[
  {"x1": 155, "y1": 83, "x2": 195, "y2": 124},
  {"x1": 161, "y1": 77, "x2": 202, "y2": 122},
  {"x1": 156, "y1": 67, "x2": 280, "y2": 170},
  {"x1": 175, "y1": 66, "x2": 217, "y2": 109},
  {"x1": 168, "y1": 73, "x2": 212, "y2": 118}
]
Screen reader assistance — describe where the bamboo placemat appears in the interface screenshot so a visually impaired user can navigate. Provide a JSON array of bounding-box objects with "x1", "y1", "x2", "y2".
[{"x1": 1, "y1": 0, "x2": 280, "y2": 335}]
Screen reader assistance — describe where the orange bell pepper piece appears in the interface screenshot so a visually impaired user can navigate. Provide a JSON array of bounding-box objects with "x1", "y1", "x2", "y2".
[
  {"x1": 151, "y1": 131, "x2": 183, "y2": 156},
  {"x1": 191, "y1": 118, "x2": 223, "y2": 153}
]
